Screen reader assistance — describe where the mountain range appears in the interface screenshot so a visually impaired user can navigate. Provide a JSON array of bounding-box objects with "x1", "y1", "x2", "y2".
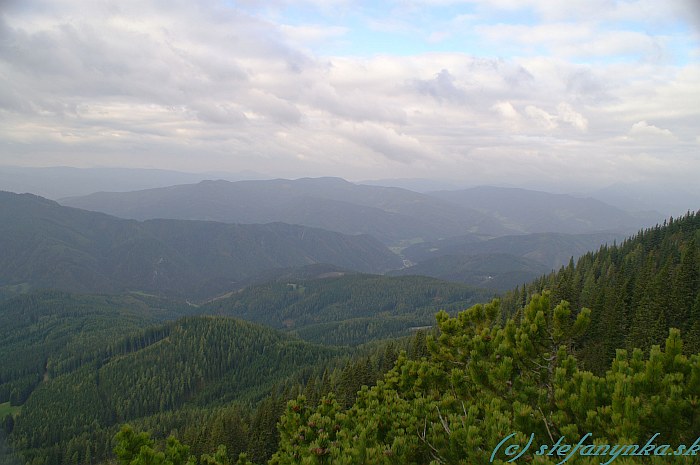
[
  {"x1": 0, "y1": 191, "x2": 401, "y2": 299},
  {"x1": 390, "y1": 231, "x2": 626, "y2": 291},
  {"x1": 0, "y1": 166, "x2": 269, "y2": 200},
  {"x1": 60, "y1": 178, "x2": 660, "y2": 246},
  {"x1": 60, "y1": 177, "x2": 509, "y2": 244},
  {"x1": 1, "y1": 160, "x2": 698, "y2": 465},
  {"x1": 6, "y1": 176, "x2": 665, "y2": 296}
]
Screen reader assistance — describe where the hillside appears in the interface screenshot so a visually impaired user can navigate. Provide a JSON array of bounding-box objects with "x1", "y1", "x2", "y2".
[
  {"x1": 7, "y1": 316, "x2": 345, "y2": 465},
  {"x1": 402, "y1": 231, "x2": 623, "y2": 269},
  {"x1": 0, "y1": 291, "x2": 192, "y2": 408},
  {"x1": 501, "y1": 210, "x2": 700, "y2": 373},
  {"x1": 59, "y1": 178, "x2": 513, "y2": 243},
  {"x1": 0, "y1": 191, "x2": 402, "y2": 299},
  {"x1": 2, "y1": 211, "x2": 698, "y2": 465},
  {"x1": 269, "y1": 293, "x2": 700, "y2": 465},
  {"x1": 428, "y1": 185, "x2": 660, "y2": 234},
  {"x1": 388, "y1": 253, "x2": 551, "y2": 291},
  {"x1": 268, "y1": 213, "x2": 700, "y2": 464},
  {"x1": 0, "y1": 288, "x2": 419, "y2": 465},
  {"x1": 204, "y1": 274, "x2": 492, "y2": 346}
]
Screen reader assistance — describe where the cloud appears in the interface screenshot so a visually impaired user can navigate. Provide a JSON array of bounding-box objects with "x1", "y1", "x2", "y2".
[
  {"x1": 492, "y1": 101, "x2": 519, "y2": 119},
  {"x1": 0, "y1": 0, "x2": 697, "y2": 192},
  {"x1": 412, "y1": 69, "x2": 467, "y2": 103},
  {"x1": 557, "y1": 103, "x2": 588, "y2": 132},
  {"x1": 338, "y1": 121, "x2": 432, "y2": 164},
  {"x1": 629, "y1": 121, "x2": 675, "y2": 139},
  {"x1": 525, "y1": 105, "x2": 557, "y2": 130}
]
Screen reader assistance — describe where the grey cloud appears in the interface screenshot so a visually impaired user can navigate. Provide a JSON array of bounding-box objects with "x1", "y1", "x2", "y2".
[
  {"x1": 565, "y1": 68, "x2": 610, "y2": 102},
  {"x1": 412, "y1": 69, "x2": 467, "y2": 103},
  {"x1": 502, "y1": 63, "x2": 535, "y2": 88},
  {"x1": 339, "y1": 122, "x2": 431, "y2": 164},
  {"x1": 191, "y1": 102, "x2": 249, "y2": 125}
]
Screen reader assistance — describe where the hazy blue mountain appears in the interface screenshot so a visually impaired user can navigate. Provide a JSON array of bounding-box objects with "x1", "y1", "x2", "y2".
[
  {"x1": 586, "y1": 181, "x2": 700, "y2": 217},
  {"x1": 428, "y1": 186, "x2": 662, "y2": 235},
  {"x1": 388, "y1": 253, "x2": 551, "y2": 291},
  {"x1": 358, "y1": 177, "x2": 467, "y2": 192},
  {"x1": 0, "y1": 165, "x2": 269, "y2": 200},
  {"x1": 402, "y1": 231, "x2": 624, "y2": 269},
  {"x1": 61, "y1": 177, "x2": 510, "y2": 243},
  {"x1": 0, "y1": 191, "x2": 402, "y2": 299}
]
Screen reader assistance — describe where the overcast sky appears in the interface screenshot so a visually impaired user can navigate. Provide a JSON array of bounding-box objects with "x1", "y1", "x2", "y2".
[{"x1": 1, "y1": 0, "x2": 699, "y2": 191}]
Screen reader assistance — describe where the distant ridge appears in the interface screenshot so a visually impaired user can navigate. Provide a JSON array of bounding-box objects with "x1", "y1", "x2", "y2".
[
  {"x1": 0, "y1": 191, "x2": 402, "y2": 299},
  {"x1": 61, "y1": 178, "x2": 660, "y2": 247},
  {"x1": 59, "y1": 177, "x2": 512, "y2": 243},
  {"x1": 428, "y1": 185, "x2": 661, "y2": 234},
  {"x1": 0, "y1": 165, "x2": 271, "y2": 199}
]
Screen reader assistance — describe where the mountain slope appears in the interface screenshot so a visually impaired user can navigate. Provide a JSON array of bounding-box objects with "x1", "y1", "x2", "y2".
[
  {"x1": 204, "y1": 273, "x2": 492, "y2": 346},
  {"x1": 60, "y1": 178, "x2": 510, "y2": 243},
  {"x1": 388, "y1": 253, "x2": 551, "y2": 291},
  {"x1": 429, "y1": 185, "x2": 661, "y2": 234},
  {"x1": 272, "y1": 292, "x2": 700, "y2": 465},
  {"x1": 501, "y1": 210, "x2": 700, "y2": 373},
  {"x1": 402, "y1": 231, "x2": 623, "y2": 269},
  {"x1": 9, "y1": 316, "x2": 344, "y2": 464},
  {"x1": 0, "y1": 290, "x2": 191, "y2": 407},
  {"x1": 0, "y1": 191, "x2": 402, "y2": 298}
]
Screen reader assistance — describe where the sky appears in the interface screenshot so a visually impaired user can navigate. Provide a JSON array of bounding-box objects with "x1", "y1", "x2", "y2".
[{"x1": 0, "y1": 0, "x2": 699, "y2": 192}]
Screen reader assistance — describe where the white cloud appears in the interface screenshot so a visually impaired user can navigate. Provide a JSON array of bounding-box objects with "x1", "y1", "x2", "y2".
[
  {"x1": 629, "y1": 121, "x2": 675, "y2": 139},
  {"x1": 525, "y1": 105, "x2": 558, "y2": 130},
  {"x1": 557, "y1": 103, "x2": 588, "y2": 132},
  {"x1": 492, "y1": 101, "x2": 519, "y2": 119},
  {"x1": 0, "y1": 0, "x2": 697, "y2": 191}
]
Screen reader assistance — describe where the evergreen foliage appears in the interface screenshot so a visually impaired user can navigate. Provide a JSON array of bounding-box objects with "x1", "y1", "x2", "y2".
[
  {"x1": 501, "y1": 211, "x2": 700, "y2": 373},
  {"x1": 0, "y1": 291, "x2": 190, "y2": 406},
  {"x1": 5, "y1": 210, "x2": 700, "y2": 465},
  {"x1": 205, "y1": 274, "x2": 491, "y2": 346},
  {"x1": 272, "y1": 292, "x2": 700, "y2": 464},
  {"x1": 5, "y1": 312, "x2": 413, "y2": 465}
]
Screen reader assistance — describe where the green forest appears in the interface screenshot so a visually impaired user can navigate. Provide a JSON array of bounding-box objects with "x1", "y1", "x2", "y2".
[
  {"x1": 204, "y1": 274, "x2": 492, "y2": 345},
  {"x1": 1, "y1": 211, "x2": 698, "y2": 465}
]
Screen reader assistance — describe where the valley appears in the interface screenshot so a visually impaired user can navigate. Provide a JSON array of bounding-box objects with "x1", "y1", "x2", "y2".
[{"x1": 0, "y1": 175, "x2": 697, "y2": 465}]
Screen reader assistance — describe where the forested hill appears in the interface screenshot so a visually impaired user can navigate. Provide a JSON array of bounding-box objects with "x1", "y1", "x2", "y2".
[
  {"x1": 0, "y1": 291, "x2": 192, "y2": 408},
  {"x1": 5, "y1": 315, "x2": 347, "y2": 465},
  {"x1": 388, "y1": 252, "x2": 551, "y2": 291},
  {"x1": 0, "y1": 289, "x2": 421, "y2": 465},
  {"x1": 204, "y1": 274, "x2": 493, "y2": 345},
  {"x1": 0, "y1": 191, "x2": 402, "y2": 299},
  {"x1": 267, "y1": 293, "x2": 700, "y2": 465},
  {"x1": 502, "y1": 210, "x2": 700, "y2": 373}
]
